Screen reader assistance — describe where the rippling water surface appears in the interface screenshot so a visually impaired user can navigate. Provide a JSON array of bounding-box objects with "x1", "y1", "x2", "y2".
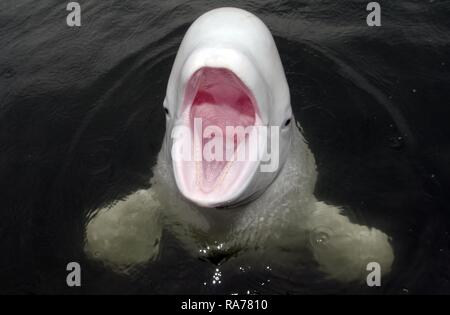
[{"x1": 0, "y1": 0, "x2": 449, "y2": 294}]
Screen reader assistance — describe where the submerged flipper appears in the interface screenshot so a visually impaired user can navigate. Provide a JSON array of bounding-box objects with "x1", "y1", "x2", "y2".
[
  {"x1": 308, "y1": 201, "x2": 394, "y2": 283},
  {"x1": 84, "y1": 189, "x2": 162, "y2": 269}
]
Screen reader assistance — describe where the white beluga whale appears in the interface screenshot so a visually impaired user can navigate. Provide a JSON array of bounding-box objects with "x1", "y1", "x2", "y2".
[{"x1": 85, "y1": 7, "x2": 394, "y2": 283}]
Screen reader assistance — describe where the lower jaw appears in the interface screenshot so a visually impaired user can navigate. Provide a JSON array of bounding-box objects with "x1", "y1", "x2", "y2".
[{"x1": 174, "y1": 159, "x2": 258, "y2": 208}]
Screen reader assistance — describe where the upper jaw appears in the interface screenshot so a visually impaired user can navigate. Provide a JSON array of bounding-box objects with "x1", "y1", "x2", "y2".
[{"x1": 177, "y1": 47, "x2": 270, "y2": 125}]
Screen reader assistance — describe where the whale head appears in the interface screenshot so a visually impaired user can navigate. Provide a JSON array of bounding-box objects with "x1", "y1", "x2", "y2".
[{"x1": 163, "y1": 7, "x2": 293, "y2": 208}]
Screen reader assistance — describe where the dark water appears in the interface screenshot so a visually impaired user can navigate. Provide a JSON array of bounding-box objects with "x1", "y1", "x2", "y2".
[{"x1": 1, "y1": 0, "x2": 449, "y2": 294}]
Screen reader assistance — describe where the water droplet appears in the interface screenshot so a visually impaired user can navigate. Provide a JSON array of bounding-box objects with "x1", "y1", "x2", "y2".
[
  {"x1": 310, "y1": 227, "x2": 331, "y2": 248},
  {"x1": 315, "y1": 232, "x2": 329, "y2": 245},
  {"x1": 388, "y1": 135, "x2": 404, "y2": 149}
]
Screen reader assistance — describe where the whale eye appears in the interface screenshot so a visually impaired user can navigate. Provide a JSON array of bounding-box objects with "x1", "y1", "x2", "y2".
[
  {"x1": 164, "y1": 107, "x2": 170, "y2": 116},
  {"x1": 284, "y1": 118, "x2": 291, "y2": 127}
]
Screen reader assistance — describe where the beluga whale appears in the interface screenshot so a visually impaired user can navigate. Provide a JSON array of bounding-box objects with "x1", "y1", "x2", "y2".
[{"x1": 85, "y1": 7, "x2": 394, "y2": 283}]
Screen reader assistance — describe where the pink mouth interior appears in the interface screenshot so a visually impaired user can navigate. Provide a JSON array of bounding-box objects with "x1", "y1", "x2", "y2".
[{"x1": 186, "y1": 68, "x2": 256, "y2": 190}]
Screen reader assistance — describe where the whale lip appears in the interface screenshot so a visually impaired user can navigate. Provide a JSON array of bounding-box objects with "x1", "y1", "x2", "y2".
[{"x1": 172, "y1": 63, "x2": 265, "y2": 208}]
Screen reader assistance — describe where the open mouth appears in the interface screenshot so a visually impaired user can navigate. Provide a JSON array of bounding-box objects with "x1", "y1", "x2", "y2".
[
  {"x1": 186, "y1": 67, "x2": 257, "y2": 192},
  {"x1": 172, "y1": 66, "x2": 263, "y2": 206}
]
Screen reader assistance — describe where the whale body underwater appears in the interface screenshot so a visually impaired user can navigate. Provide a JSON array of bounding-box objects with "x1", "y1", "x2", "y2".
[{"x1": 85, "y1": 7, "x2": 394, "y2": 283}]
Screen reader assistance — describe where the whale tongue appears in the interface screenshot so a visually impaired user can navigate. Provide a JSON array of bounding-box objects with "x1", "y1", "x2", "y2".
[{"x1": 189, "y1": 68, "x2": 256, "y2": 192}]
